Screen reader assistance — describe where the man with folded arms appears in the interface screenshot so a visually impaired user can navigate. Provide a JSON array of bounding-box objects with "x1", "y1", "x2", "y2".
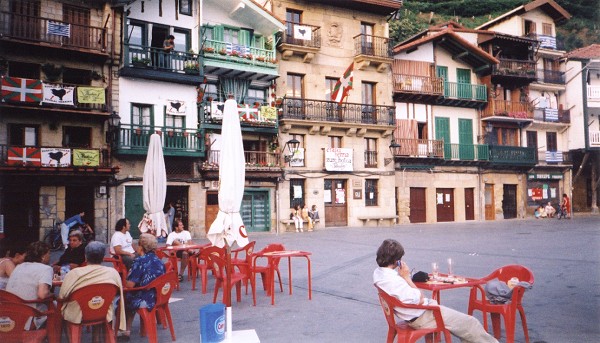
[{"x1": 166, "y1": 219, "x2": 192, "y2": 282}]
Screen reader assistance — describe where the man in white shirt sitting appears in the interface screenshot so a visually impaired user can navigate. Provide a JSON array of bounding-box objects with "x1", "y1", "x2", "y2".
[{"x1": 166, "y1": 219, "x2": 192, "y2": 282}]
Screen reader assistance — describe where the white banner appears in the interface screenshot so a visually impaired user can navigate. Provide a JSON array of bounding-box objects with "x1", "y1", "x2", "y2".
[
  {"x1": 41, "y1": 148, "x2": 71, "y2": 167},
  {"x1": 325, "y1": 148, "x2": 353, "y2": 171},
  {"x1": 42, "y1": 83, "x2": 75, "y2": 105},
  {"x1": 290, "y1": 148, "x2": 305, "y2": 167},
  {"x1": 293, "y1": 25, "x2": 312, "y2": 40},
  {"x1": 211, "y1": 101, "x2": 225, "y2": 120},
  {"x1": 166, "y1": 100, "x2": 186, "y2": 115}
]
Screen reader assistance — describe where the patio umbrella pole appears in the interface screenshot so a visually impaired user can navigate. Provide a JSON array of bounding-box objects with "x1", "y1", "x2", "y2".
[{"x1": 226, "y1": 243, "x2": 232, "y2": 339}]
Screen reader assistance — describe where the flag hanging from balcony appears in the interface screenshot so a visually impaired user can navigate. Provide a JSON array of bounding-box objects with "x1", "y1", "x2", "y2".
[
  {"x1": 331, "y1": 62, "x2": 354, "y2": 104},
  {"x1": 42, "y1": 83, "x2": 75, "y2": 105},
  {"x1": 77, "y1": 87, "x2": 106, "y2": 104},
  {"x1": 7, "y1": 147, "x2": 41, "y2": 166},
  {"x1": 47, "y1": 21, "x2": 71, "y2": 37},
  {"x1": 73, "y1": 149, "x2": 100, "y2": 167},
  {"x1": 293, "y1": 25, "x2": 312, "y2": 40},
  {"x1": 1, "y1": 76, "x2": 43, "y2": 103},
  {"x1": 41, "y1": 148, "x2": 71, "y2": 167},
  {"x1": 166, "y1": 100, "x2": 186, "y2": 115}
]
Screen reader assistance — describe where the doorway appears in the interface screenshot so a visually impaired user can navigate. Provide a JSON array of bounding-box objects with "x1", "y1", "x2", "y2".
[
  {"x1": 65, "y1": 185, "x2": 95, "y2": 231},
  {"x1": 324, "y1": 179, "x2": 347, "y2": 227},
  {"x1": 409, "y1": 187, "x2": 426, "y2": 223},
  {"x1": 502, "y1": 184, "x2": 517, "y2": 219},
  {"x1": 3, "y1": 184, "x2": 39, "y2": 243},
  {"x1": 124, "y1": 186, "x2": 144, "y2": 238},
  {"x1": 436, "y1": 188, "x2": 454, "y2": 222},
  {"x1": 151, "y1": 25, "x2": 169, "y2": 68},
  {"x1": 241, "y1": 190, "x2": 270, "y2": 232},
  {"x1": 165, "y1": 186, "x2": 189, "y2": 230},
  {"x1": 205, "y1": 191, "x2": 219, "y2": 234},
  {"x1": 465, "y1": 188, "x2": 475, "y2": 220},
  {"x1": 485, "y1": 184, "x2": 495, "y2": 220}
]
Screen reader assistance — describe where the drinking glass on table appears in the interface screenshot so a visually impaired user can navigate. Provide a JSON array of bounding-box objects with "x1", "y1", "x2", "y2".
[
  {"x1": 431, "y1": 262, "x2": 439, "y2": 279},
  {"x1": 447, "y1": 258, "x2": 454, "y2": 278}
]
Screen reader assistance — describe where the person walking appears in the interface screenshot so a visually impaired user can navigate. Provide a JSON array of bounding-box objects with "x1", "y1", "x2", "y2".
[{"x1": 562, "y1": 193, "x2": 571, "y2": 218}]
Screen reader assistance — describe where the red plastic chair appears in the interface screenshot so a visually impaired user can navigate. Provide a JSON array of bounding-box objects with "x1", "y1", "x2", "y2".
[
  {"x1": 186, "y1": 243, "x2": 213, "y2": 292},
  {"x1": 126, "y1": 271, "x2": 177, "y2": 343},
  {"x1": 0, "y1": 301, "x2": 48, "y2": 343},
  {"x1": 252, "y1": 243, "x2": 285, "y2": 297},
  {"x1": 197, "y1": 246, "x2": 226, "y2": 294},
  {"x1": 232, "y1": 241, "x2": 256, "y2": 291},
  {"x1": 374, "y1": 285, "x2": 452, "y2": 343},
  {"x1": 103, "y1": 256, "x2": 128, "y2": 286},
  {"x1": 207, "y1": 254, "x2": 251, "y2": 305},
  {"x1": 155, "y1": 250, "x2": 180, "y2": 290},
  {"x1": 467, "y1": 264, "x2": 535, "y2": 343},
  {"x1": 58, "y1": 283, "x2": 120, "y2": 343},
  {"x1": 0, "y1": 290, "x2": 60, "y2": 343}
]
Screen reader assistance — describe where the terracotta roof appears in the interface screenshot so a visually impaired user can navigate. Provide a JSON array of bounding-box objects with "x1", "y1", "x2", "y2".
[
  {"x1": 565, "y1": 44, "x2": 600, "y2": 59},
  {"x1": 476, "y1": 0, "x2": 571, "y2": 30},
  {"x1": 306, "y1": 0, "x2": 402, "y2": 15}
]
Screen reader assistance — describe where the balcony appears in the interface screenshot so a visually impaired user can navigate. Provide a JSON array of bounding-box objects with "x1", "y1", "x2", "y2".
[
  {"x1": 588, "y1": 85, "x2": 600, "y2": 102},
  {"x1": 202, "y1": 40, "x2": 278, "y2": 81},
  {"x1": 390, "y1": 139, "x2": 444, "y2": 159},
  {"x1": 201, "y1": 150, "x2": 282, "y2": 171},
  {"x1": 200, "y1": 99, "x2": 278, "y2": 134},
  {"x1": 444, "y1": 144, "x2": 489, "y2": 161},
  {"x1": 533, "y1": 108, "x2": 570, "y2": 124},
  {"x1": 114, "y1": 125, "x2": 204, "y2": 157},
  {"x1": 482, "y1": 100, "x2": 533, "y2": 122},
  {"x1": 0, "y1": 12, "x2": 107, "y2": 56},
  {"x1": 278, "y1": 98, "x2": 395, "y2": 127},
  {"x1": 590, "y1": 131, "x2": 600, "y2": 147},
  {"x1": 120, "y1": 44, "x2": 202, "y2": 84},
  {"x1": 526, "y1": 33, "x2": 564, "y2": 50},
  {"x1": 392, "y1": 74, "x2": 444, "y2": 102},
  {"x1": 488, "y1": 145, "x2": 536, "y2": 166},
  {"x1": 536, "y1": 69, "x2": 565, "y2": 84},
  {"x1": 537, "y1": 150, "x2": 571, "y2": 165},
  {"x1": 0, "y1": 78, "x2": 108, "y2": 114},
  {"x1": 353, "y1": 34, "x2": 393, "y2": 72},
  {"x1": 277, "y1": 23, "x2": 321, "y2": 63},
  {"x1": 491, "y1": 59, "x2": 537, "y2": 82},
  {"x1": 438, "y1": 82, "x2": 487, "y2": 108}
]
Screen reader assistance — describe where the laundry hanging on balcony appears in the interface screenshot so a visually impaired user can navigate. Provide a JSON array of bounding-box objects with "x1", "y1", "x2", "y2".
[
  {"x1": 1, "y1": 76, "x2": 43, "y2": 103},
  {"x1": 43, "y1": 83, "x2": 75, "y2": 105}
]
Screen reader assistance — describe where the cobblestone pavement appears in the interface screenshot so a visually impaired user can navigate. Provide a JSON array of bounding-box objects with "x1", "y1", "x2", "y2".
[{"x1": 51, "y1": 214, "x2": 600, "y2": 342}]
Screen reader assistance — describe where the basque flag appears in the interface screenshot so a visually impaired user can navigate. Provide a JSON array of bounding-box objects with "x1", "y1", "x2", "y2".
[
  {"x1": 1, "y1": 76, "x2": 43, "y2": 103},
  {"x1": 331, "y1": 62, "x2": 354, "y2": 104},
  {"x1": 7, "y1": 147, "x2": 42, "y2": 166}
]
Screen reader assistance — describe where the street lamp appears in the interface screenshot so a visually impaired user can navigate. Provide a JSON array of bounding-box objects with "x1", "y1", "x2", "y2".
[
  {"x1": 283, "y1": 138, "x2": 300, "y2": 165},
  {"x1": 388, "y1": 139, "x2": 401, "y2": 156},
  {"x1": 106, "y1": 111, "x2": 121, "y2": 145},
  {"x1": 485, "y1": 122, "x2": 494, "y2": 133}
]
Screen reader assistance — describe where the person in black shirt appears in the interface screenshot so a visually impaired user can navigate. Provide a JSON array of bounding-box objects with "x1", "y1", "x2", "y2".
[{"x1": 53, "y1": 230, "x2": 86, "y2": 274}]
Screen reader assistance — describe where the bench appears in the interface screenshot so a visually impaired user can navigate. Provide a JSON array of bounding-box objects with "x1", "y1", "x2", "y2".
[
  {"x1": 280, "y1": 218, "x2": 320, "y2": 231},
  {"x1": 357, "y1": 216, "x2": 398, "y2": 226}
]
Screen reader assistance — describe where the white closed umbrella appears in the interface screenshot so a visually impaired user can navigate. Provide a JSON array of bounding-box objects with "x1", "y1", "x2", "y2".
[
  {"x1": 139, "y1": 133, "x2": 168, "y2": 237},
  {"x1": 206, "y1": 98, "x2": 249, "y2": 339}
]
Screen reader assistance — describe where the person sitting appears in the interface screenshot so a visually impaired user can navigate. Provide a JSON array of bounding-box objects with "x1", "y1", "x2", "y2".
[
  {"x1": 293, "y1": 205, "x2": 303, "y2": 232},
  {"x1": 301, "y1": 204, "x2": 313, "y2": 232},
  {"x1": 52, "y1": 230, "x2": 86, "y2": 275},
  {"x1": 0, "y1": 238, "x2": 27, "y2": 290},
  {"x1": 166, "y1": 219, "x2": 192, "y2": 282},
  {"x1": 110, "y1": 218, "x2": 136, "y2": 270},
  {"x1": 544, "y1": 202, "x2": 556, "y2": 218},
  {"x1": 534, "y1": 205, "x2": 547, "y2": 219},
  {"x1": 373, "y1": 239, "x2": 498, "y2": 343},
  {"x1": 60, "y1": 212, "x2": 86, "y2": 249},
  {"x1": 59, "y1": 241, "x2": 126, "y2": 340},
  {"x1": 308, "y1": 205, "x2": 320, "y2": 226},
  {"x1": 122, "y1": 234, "x2": 165, "y2": 341},
  {"x1": 6, "y1": 241, "x2": 53, "y2": 328}
]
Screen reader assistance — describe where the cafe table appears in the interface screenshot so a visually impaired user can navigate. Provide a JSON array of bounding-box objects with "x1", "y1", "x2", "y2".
[
  {"x1": 254, "y1": 250, "x2": 312, "y2": 305},
  {"x1": 414, "y1": 274, "x2": 484, "y2": 303},
  {"x1": 157, "y1": 243, "x2": 211, "y2": 286}
]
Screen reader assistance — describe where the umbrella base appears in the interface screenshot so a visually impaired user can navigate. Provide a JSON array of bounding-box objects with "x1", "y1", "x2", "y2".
[{"x1": 225, "y1": 329, "x2": 260, "y2": 342}]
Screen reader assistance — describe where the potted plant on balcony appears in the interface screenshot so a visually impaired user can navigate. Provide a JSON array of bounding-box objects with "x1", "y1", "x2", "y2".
[
  {"x1": 256, "y1": 56, "x2": 266, "y2": 62},
  {"x1": 203, "y1": 46, "x2": 215, "y2": 53},
  {"x1": 218, "y1": 48, "x2": 227, "y2": 56},
  {"x1": 41, "y1": 63, "x2": 63, "y2": 82},
  {"x1": 184, "y1": 61, "x2": 200, "y2": 75},
  {"x1": 132, "y1": 57, "x2": 150, "y2": 67}
]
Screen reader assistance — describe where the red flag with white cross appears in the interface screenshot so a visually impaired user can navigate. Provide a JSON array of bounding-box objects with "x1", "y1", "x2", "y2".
[
  {"x1": 331, "y1": 62, "x2": 354, "y2": 104},
  {"x1": 1, "y1": 76, "x2": 43, "y2": 103},
  {"x1": 7, "y1": 147, "x2": 42, "y2": 166}
]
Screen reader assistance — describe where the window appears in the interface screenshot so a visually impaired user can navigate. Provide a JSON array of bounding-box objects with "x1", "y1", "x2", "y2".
[
  {"x1": 364, "y1": 138, "x2": 377, "y2": 168},
  {"x1": 360, "y1": 22, "x2": 374, "y2": 54},
  {"x1": 63, "y1": 126, "x2": 91, "y2": 148},
  {"x1": 325, "y1": 77, "x2": 338, "y2": 101},
  {"x1": 9, "y1": 124, "x2": 38, "y2": 146},
  {"x1": 365, "y1": 179, "x2": 378, "y2": 206},
  {"x1": 179, "y1": 0, "x2": 192, "y2": 16},
  {"x1": 546, "y1": 132, "x2": 557, "y2": 151},
  {"x1": 542, "y1": 23, "x2": 552, "y2": 36},
  {"x1": 493, "y1": 127, "x2": 518, "y2": 146},
  {"x1": 362, "y1": 82, "x2": 376, "y2": 123},
  {"x1": 173, "y1": 28, "x2": 190, "y2": 53},
  {"x1": 286, "y1": 74, "x2": 303, "y2": 98},
  {"x1": 526, "y1": 131, "x2": 537, "y2": 150},
  {"x1": 127, "y1": 21, "x2": 145, "y2": 46},
  {"x1": 8, "y1": 61, "x2": 39, "y2": 79},
  {"x1": 131, "y1": 103, "x2": 153, "y2": 128},
  {"x1": 286, "y1": 9, "x2": 302, "y2": 41},
  {"x1": 289, "y1": 179, "x2": 305, "y2": 209},
  {"x1": 329, "y1": 136, "x2": 342, "y2": 148},
  {"x1": 63, "y1": 68, "x2": 91, "y2": 85},
  {"x1": 246, "y1": 89, "x2": 265, "y2": 105},
  {"x1": 165, "y1": 112, "x2": 184, "y2": 131}
]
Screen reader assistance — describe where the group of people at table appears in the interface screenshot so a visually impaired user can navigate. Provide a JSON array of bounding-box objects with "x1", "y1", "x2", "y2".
[{"x1": 0, "y1": 216, "x2": 195, "y2": 342}]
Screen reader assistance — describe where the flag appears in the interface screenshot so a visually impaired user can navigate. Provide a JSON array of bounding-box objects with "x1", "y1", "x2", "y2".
[
  {"x1": 73, "y1": 149, "x2": 100, "y2": 167},
  {"x1": 1, "y1": 76, "x2": 43, "y2": 103},
  {"x1": 47, "y1": 21, "x2": 70, "y2": 37},
  {"x1": 293, "y1": 25, "x2": 312, "y2": 40},
  {"x1": 331, "y1": 63, "x2": 354, "y2": 104},
  {"x1": 77, "y1": 87, "x2": 105, "y2": 104},
  {"x1": 166, "y1": 100, "x2": 186, "y2": 115},
  {"x1": 7, "y1": 147, "x2": 41, "y2": 166},
  {"x1": 42, "y1": 83, "x2": 75, "y2": 105},
  {"x1": 41, "y1": 148, "x2": 71, "y2": 167}
]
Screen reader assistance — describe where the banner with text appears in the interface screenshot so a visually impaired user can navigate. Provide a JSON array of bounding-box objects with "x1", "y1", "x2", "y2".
[{"x1": 325, "y1": 148, "x2": 353, "y2": 171}]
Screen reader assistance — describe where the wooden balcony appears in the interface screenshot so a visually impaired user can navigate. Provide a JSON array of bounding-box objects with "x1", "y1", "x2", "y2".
[
  {"x1": 438, "y1": 82, "x2": 487, "y2": 108},
  {"x1": 533, "y1": 108, "x2": 570, "y2": 124},
  {"x1": 202, "y1": 150, "x2": 282, "y2": 171},
  {"x1": 488, "y1": 145, "x2": 536, "y2": 166},
  {"x1": 277, "y1": 23, "x2": 321, "y2": 63},
  {"x1": 491, "y1": 59, "x2": 537, "y2": 82},
  {"x1": 278, "y1": 98, "x2": 395, "y2": 126},
  {"x1": 353, "y1": 34, "x2": 393, "y2": 72},
  {"x1": 482, "y1": 100, "x2": 533, "y2": 122},
  {"x1": 537, "y1": 150, "x2": 571, "y2": 165},
  {"x1": 392, "y1": 74, "x2": 444, "y2": 102},
  {"x1": 536, "y1": 69, "x2": 565, "y2": 84},
  {"x1": 114, "y1": 125, "x2": 204, "y2": 157},
  {"x1": 120, "y1": 44, "x2": 202, "y2": 84},
  {"x1": 390, "y1": 139, "x2": 444, "y2": 158},
  {"x1": 443, "y1": 144, "x2": 489, "y2": 161},
  {"x1": 0, "y1": 11, "x2": 107, "y2": 56}
]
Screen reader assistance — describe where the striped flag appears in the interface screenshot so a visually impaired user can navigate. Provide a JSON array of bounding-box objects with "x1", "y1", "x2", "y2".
[
  {"x1": 331, "y1": 62, "x2": 354, "y2": 104},
  {"x1": 1, "y1": 76, "x2": 43, "y2": 103},
  {"x1": 47, "y1": 21, "x2": 71, "y2": 37}
]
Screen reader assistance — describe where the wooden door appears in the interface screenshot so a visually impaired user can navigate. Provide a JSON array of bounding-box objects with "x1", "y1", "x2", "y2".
[
  {"x1": 10, "y1": 0, "x2": 40, "y2": 40},
  {"x1": 458, "y1": 119, "x2": 474, "y2": 160},
  {"x1": 502, "y1": 184, "x2": 517, "y2": 219},
  {"x1": 124, "y1": 186, "x2": 144, "y2": 238},
  {"x1": 485, "y1": 184, "x2": 495, "y2": 220},
  {"x1": 436, "y1": 188, "x2": 454, "y2": 222},
  {"x1": 63, "y1": 5, "x2": 90, "y2": 48},
  {"x1": 205, "y1": 191, "x2": 219, "y2": 234},
  {"x1": 324, "y1": 179, "x2": 347, "y2": 227},
  {"x1": 465, "y1": 188, "x2": 475, "y2": 221},
  {"x1": 409, "y1": 188, "x2": 426, "y2": 223}
]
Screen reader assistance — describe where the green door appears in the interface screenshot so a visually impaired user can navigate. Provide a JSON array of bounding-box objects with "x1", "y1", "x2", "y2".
[
  {"x1": 124, "y1": 186, "x2": 144, "y2": 238},
  {"x1": 458, "y1": 118, "x2": 474, "y2": 160},
  {"x1": 435, "y1": 117, "x2": 451, "y2": 158},
  {"x1": 241, "y1": 190, "x2": 270, "y2": 232},
  {"x1": 436, "y1": 66, "x2": 449, "y2": 97},
  {"x1": 457, "y1": 68, "x2": 472, "y2": 99}
]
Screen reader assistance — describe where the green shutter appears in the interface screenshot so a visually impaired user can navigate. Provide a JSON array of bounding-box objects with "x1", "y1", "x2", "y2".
[
  {"x1": 458, "y1": 119, "x2": 474, "y2": 160},
  {"x1": 239, "y1": 29, "x2": 250, "y2": 46},
  {"x1": 435, "y1": 117, "x2": 451, "y2": 158},
  {"x1": 436, "y1": 66, "x2": 449, "y2": 97},
  {"x1": 457, "y1": 68, "x2": 472, "y2": 99},
  {"x1": 213, "y1": 25, "x2": 224, "y2": 41}
]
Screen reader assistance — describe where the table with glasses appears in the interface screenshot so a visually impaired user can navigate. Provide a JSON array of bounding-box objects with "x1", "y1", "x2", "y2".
[
  {"x1": 414, "y1": 273, "x2": 484, "y2": 302},
  {"x1": 254, "y1": 250, "x2": 312, "y2": 305}
]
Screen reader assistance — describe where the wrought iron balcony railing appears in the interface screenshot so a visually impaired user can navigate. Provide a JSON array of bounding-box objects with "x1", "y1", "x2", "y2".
[
  {"x1": 537, "y1": 150, "x2": 571, "y2": 164},
  {"x1": 353, "y1": 34, "x2": 392, "y2": 58},
  {"x1": 279, "y1": 23, "x2": 321, "y2": 49},
  {"x1": 536, "y1": 69, "x2": 565, "y2": 84},
  {"x1": 125, "y1": 44, "x2": 200, "y2": 74},
  {"x1": 202, "y1": 150, "x2": 282, "y2": 170},
  {"x1": 492, "y1": 58, "x2": 537, "y2": 78},
  {"x1": 390, "y1": 139, "x2": 444, "y2": 158},
  {"x1": 0, "y1": 144, "x2": 110, "y2": 168},
  {"x1": 279, "y1": 98, "x2": 395, "y2": 125},
  {"x1": 488, "y1": 145, "x2": 537, "y2": 165},
  {"x1": 443, "y1": 144, "x2": 489, "y2": 161},
  {"x1": 115, "y1": 125, "x2": 203, "y2": 156},
  {"x1": 200, "y1": 99, "x2": 278, "y2": 129},
  {"x1": 0, "y1": 11, "x2": 106, "y2": 52},
  {"x1": 590, "y1": 131, "x2": 600, "y2": 147},
  {"x1": 526, "y1": 33, "x2": 564, "y2": 50}
]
